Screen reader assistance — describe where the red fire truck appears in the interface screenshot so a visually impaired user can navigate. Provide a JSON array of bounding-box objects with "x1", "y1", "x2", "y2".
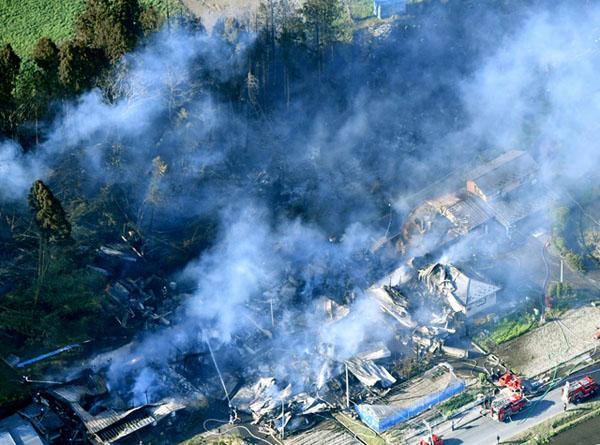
[
  {"x1": 562, "y1": 376, "x2": 598, "y2": 404},
  {"x1": 498, "y1": 372, "x2": 523, "y2": 393},
  {"x1": 419, "y1": 434, "x2": 443, "y2": 445},
  {"x1": 490, "y1": 392, "x2": 527, "y2": 422}
]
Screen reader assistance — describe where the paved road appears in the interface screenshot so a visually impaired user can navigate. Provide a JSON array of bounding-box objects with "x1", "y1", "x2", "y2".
[{"x1": 415, "y1": 366, "x2": 600, "y2": 445}]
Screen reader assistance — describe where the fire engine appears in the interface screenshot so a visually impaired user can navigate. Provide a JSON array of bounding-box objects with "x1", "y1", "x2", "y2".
[
  {"x1": 490, "y1": 392, "x2": 527, "y2": 422},
  {"x1": 562, "y1": 376, "x2": 598, "y2": 404},
  {"x1": 419, "y1": 434, "x2": 443, "y2": 445},
  {"x1": 498, "y1": 372, "x2": 523, "y2": 392}
]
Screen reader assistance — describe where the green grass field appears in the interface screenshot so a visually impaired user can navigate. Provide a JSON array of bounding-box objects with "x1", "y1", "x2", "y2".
[{"x1": 0, "y1": 0, "x2": 186, "y2": 58}]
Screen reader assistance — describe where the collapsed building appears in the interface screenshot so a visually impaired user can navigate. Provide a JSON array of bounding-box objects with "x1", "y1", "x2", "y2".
[
  {"x1": 402, "y1": 150, "x2": 556, "y2": 257},
  {"x1": 465, "y1": 150, "x2": 554, "y2": 233},
  {"x1": 5, "y1": 372, "x2": 185, "y2": 445},
  {"x1": 41, "y1": 373, "x2": 185, "y2": 444},
  {"x1": 0, "y1": 151, "x2": 542, "y2": 444},
  {"x1": 418, "y1": 263, "x2": 501, "y2": 318}
]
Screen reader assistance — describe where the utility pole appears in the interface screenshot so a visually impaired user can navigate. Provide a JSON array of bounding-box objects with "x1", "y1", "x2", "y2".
[
  {"x1": 560, "y1": 259, "x2": 564, "y2": 284},
  {"x1": 345, "y1": 362, "x2": 350, "y2": 408},
  {"x1": 281, "y1": 399, "x2": 285, "y2": 439},
  {"x1": 423, "y1": 420, "x2": 433, "y2": 445}
]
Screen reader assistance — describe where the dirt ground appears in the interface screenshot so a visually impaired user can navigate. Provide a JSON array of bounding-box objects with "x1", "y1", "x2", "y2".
[
  {"x1": 495, "y1": 305, "x2": 600, "y2": 377},
  {"x1": 178, "y1": 0, "x2": 263, "y2": 28}
]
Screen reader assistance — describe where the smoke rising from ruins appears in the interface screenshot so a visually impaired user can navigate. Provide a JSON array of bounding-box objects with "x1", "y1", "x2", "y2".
[{"x1": 3, "y1": 0, "x2": 600, "y2": 405}]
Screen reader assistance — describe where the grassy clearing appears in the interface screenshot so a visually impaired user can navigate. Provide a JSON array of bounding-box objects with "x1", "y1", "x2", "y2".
[
  {"x1": 333, "y1": 412, "x2": 386, "y2": 445},
  {"x1": 477, "y1": 312, "x2": 538, "y2": 351},
  {"x1": 0, "y1": 0, "x2": 186, "y2": 57},
  {"x1": 179, "y1": 433, "x2": 245, "y2": 445},
  {"x1": 0, "y1": 0, "x2": 85, "y2": 57}
]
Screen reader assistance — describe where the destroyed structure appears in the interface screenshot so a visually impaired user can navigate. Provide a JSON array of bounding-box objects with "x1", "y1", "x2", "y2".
[
  {"x1": 0, "y1": 150, "x2": 548, "y2": 443},
  {"x1": 419, "y1": 263, "x2": 500, "y2": 318},
  {"x1": 402, "y1": 150, "x2": 556, "y2": 256},
  {"x1": 0, "y1": 371, "x2": 185, "y2": 445},
  {"x1": 42, "y1": 373, "x2": 185, "y2": 444}
]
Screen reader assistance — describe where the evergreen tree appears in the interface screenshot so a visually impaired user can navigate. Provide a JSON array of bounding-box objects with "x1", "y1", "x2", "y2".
[
  {"x1": 13, "y1": 60, "x2": 51, "y2": 143},
  {"x1": 75, "y1": 0, "x2": 143, "y2": 62},
  {"x1": 139, "y1": 5, "x2": 164, "y2": 35},
  {"x1": 32, "y1": 37, "x2": 60, "y2": 72},
  {"x1": 0, "y1": 44, "x2": 21, "y2": 134},
  {"x1": 58, "y1": 41, "x2": 104, "y2": 94},
  {"x1": 28, "y1": 180, "x2": 71, "y2": 242},
  {"x1": 301, "y1": 0, "x2": 352, "y2": 54}
]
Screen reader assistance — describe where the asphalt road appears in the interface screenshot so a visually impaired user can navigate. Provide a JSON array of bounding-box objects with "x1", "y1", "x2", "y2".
[{"x1": 429, "y1": 366, "x2": 600, "y2": 445}]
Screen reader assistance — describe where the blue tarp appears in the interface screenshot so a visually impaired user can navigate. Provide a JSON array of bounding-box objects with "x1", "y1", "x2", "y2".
[{"x1": 356, "y1": 378, "x2": 466, "y2": 433}]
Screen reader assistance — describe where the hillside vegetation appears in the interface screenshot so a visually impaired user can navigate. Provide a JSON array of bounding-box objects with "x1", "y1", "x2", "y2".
[{"x1": 0, "y1": 0, "x2": 185, "y2": 57}]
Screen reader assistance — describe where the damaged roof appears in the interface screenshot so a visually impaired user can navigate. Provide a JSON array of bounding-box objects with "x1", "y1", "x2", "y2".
[
  {"x1": 0, "y1": 414, "x2": 45, "y2": 445},
  {"x1": 427, "y1": 193, "x2": 492, "y2": 234},
  {"x1": 467, "y1": 150, "x2": 539, "y2": 200},
  {"x1": 46, "y1": 374, "x2": 184, "y2": 444},
  {"x1": 419, "y1": 263, "x2": 500, "y2": 314}
]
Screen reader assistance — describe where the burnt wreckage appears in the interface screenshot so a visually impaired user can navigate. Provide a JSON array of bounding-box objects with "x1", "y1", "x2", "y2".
[{"x1": 1, "y1": 150, "x2": 550, "y2": 443}]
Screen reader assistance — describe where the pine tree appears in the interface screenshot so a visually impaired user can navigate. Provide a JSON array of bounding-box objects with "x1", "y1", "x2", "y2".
[
  {"x1": 302, "y1": 0, "x2": 352, "y2": 48},
  {"x1": 13, "y1": 60, "x2": 50, "y2": 143},
  {"x1": 28, "y1": 180, "x2": 71, "y2": 242},
  {"x1": 75, "y1": 0, "x2": 143, "y2": 62},
  {"x1": 32, "y1": 37, "x2": 60, "y2": 72},
  {"x1": 58, "y1": 41, "x2": 104, "y2": 94},
  {"x1": 28, "y1": 180, "x2": 71, "y2": 306},
  {"x1": 0, "y1": 44, "x2": 21, "y2": 134}
]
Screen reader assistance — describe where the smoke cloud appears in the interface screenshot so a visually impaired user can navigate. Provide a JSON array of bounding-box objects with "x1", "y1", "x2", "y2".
[{"x1": 3, "y1": 0, "x2": 600, "y2": 406}]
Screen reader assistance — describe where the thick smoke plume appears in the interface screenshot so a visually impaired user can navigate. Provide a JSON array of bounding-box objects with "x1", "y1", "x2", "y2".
[{"x1": 3, "y1": 0, "x2": 600, "y2": 405}]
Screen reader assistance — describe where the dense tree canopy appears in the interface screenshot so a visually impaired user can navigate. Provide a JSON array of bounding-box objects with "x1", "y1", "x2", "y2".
[{"x1": 75, "y1": 0, "x2": 144, "y2": 62}]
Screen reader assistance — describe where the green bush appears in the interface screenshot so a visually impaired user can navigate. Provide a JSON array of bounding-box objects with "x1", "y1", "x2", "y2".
[{"x1": 438, "y1": 391, "x2": 477, "y2": 417}]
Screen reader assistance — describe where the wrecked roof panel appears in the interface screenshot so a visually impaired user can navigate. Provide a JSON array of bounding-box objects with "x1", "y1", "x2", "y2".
[
  {"x1": 284, "y1": 418, "x2": 362, "y2": 445},
  {"x1": 419, "y1": 263, "x2": 500, "y2": 313},
  {"x1": 345, "y1": 358, "x2": 396, "y2": 388},
  {"x1": 0, "y1": 414, "x2": 45, "y2": 445},
  {"x1": 468, "y1": 150, "x2": 538, "y2": 199}
]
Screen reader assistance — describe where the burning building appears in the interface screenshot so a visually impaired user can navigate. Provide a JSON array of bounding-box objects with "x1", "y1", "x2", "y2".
[
  {"x1": 36, "y1": 372, "x2": 185, "y2": 444},
  {"x1": 465, "y1": 150, "x2": 555, "y2": 233},
  {"x1": 419, "y1": 262, "x2": 501, "y2": 318}
]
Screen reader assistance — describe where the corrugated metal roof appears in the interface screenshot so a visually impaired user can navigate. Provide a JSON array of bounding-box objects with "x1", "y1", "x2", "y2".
[
  {"x1": 0, "y1": 414, "x2": 45, "y2": 445},
  {"x1": 468, "y1": 150, "x2": 538, "y2": 199}
]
